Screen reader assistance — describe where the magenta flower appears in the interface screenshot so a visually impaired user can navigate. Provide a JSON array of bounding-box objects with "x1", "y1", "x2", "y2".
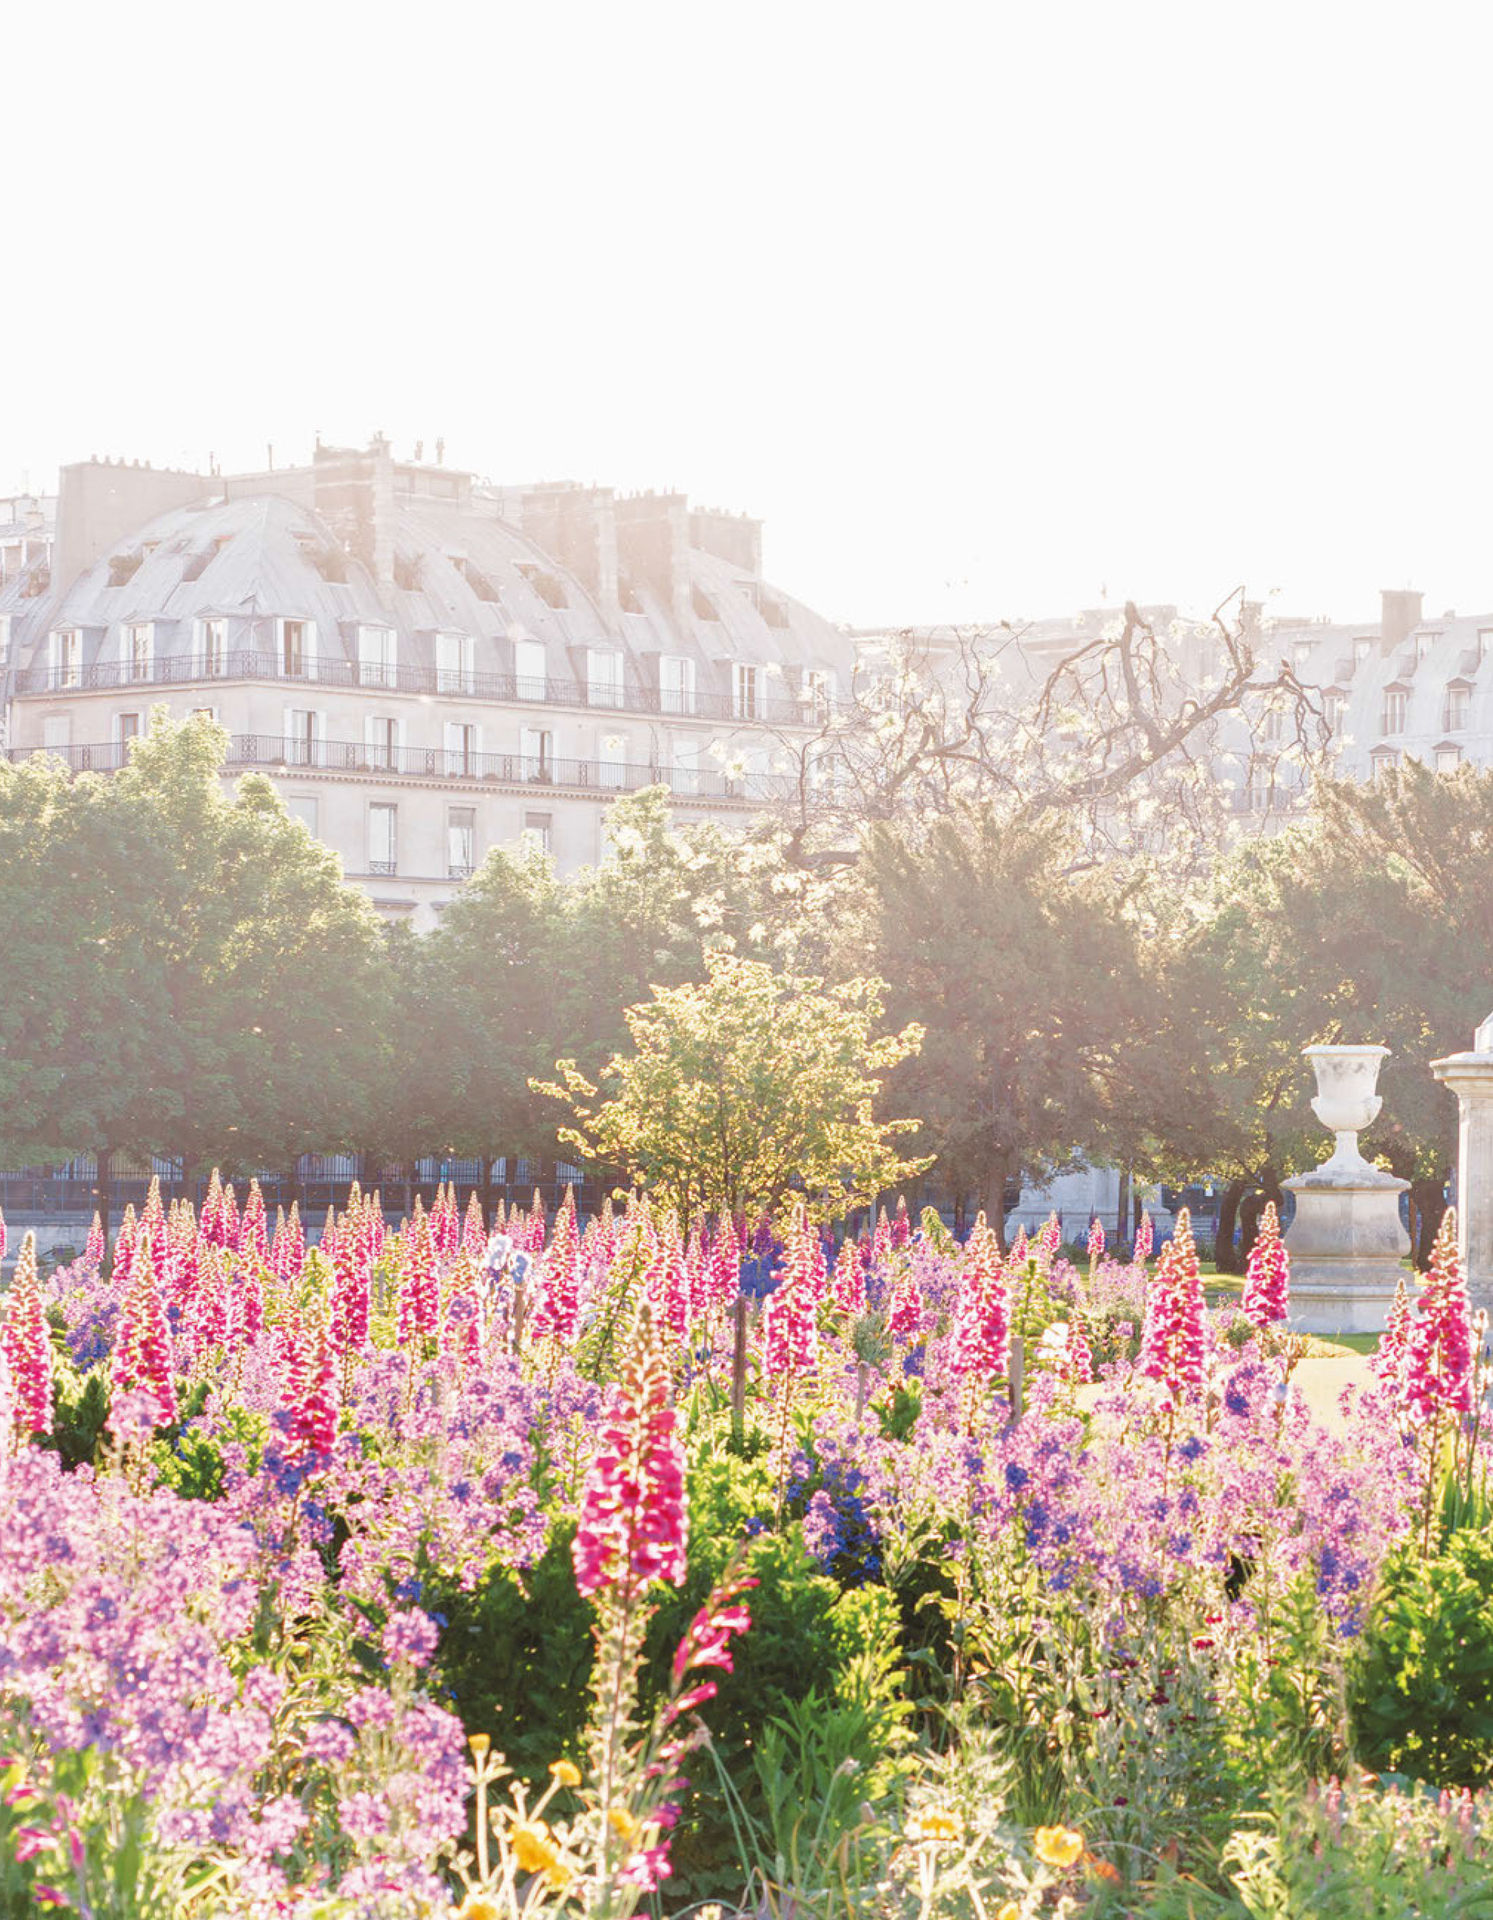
[
  {"x1": 573, "y1": 1314, "x2": 688, "y2": 1599},
  {"x1": 1138, "y1": 1208, "x2": 1205, "y2": 1410},
  {"x1": 2, "y1": 1232, "x2": 52, "y2": 1438},
  {"x1": 1406, "y1": 1207, "x2": 1474, "y2": 1425},
  {"x1": 382, "y1": 1607, "x2": 440, "y2": 1669},
  {"x1": 1240, "y1": 1200, "x2": 1291, "y2": 1329},
  {"x1": 950, "y1": 1214, "x2": 1011, "y2": 1406}
]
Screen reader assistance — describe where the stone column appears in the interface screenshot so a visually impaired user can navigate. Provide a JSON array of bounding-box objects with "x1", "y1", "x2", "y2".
[{"x1": 1432, "y1": 1011, "x2": 1493, "y2": 1308}]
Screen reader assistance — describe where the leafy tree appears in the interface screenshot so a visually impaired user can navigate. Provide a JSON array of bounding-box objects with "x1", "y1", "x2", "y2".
[
  {"x1": 535, "y1": 952, "x2": 929, "y2": 1220},
  {"x1": 0, "y1": 710, "x2": 390, "y2": 1208},
  {"x1": 856, "y1": 807, "x2": 1162, "y2": 1237}
]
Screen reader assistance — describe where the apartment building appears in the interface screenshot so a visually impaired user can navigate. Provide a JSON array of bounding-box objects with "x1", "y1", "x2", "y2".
[{"x1": 0, "y1": 439, "x2": 854, "y2": 926}]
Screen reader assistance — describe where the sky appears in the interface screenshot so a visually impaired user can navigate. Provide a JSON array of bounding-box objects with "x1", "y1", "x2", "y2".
[{"x1": 6, "y1": 0, "x2": 1493, "y2": 631}]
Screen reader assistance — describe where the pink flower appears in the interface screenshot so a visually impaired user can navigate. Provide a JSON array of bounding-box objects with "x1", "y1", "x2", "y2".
[
  {"x1": 1241, "y1": 1201, "x2": 1290, "y2": 1328},
  {"x1": 573, "y1": 1313, "x2": 688, "y2": 1599},
  {"x1": 951, "y1": 1214, "x2": 1010, "y2": 1393},
  {"x1": 2, "y1": 1233, "x2": 52, "y2": 1437},
  {"x1": 382, "y1": 1607, "x2": 440, "y2": 1669},
  {"x1": 762, "y1": 1209, "x2": 820, "y2": 1380},
  {"x1": 1138, "y1": 1208, "x2": 1205, "y2": 1410},
  {"x1": 1406, "y1": 1208, "x2": 1475, "y2": 1424}
]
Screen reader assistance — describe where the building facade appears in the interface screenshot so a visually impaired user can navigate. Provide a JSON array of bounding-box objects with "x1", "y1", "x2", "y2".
[{"x1": 0, "y1": 439, "x2": 854, "y2": 926}]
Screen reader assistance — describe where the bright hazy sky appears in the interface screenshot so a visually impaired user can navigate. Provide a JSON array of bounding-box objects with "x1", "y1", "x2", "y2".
[{"x1": 8, "y1": 2, "x2": 1493, "y2": 630}]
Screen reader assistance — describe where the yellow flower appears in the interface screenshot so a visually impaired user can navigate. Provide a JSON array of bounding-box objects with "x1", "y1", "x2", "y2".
[
  {"x1": 549, "y1": 1759, "x2": 582, "y2": 1788},
  {"x1": 457, "y1": 1897, "x2": 503, "y2": 1920},
  {"x1": 510, "y1": 1819, "x2": 563, "y2": 1879},
  {"x1": 996, "y1": 1904, "x2": 1021, "y2": 1920},
  {"x1": 907, "y1": 1806, "x2": 961, "y2": 1843},
  {"x1": 468, "y1": 1733, "x2": 492, "y2": 1759},
  {"x1": 1034, "y1": 1824, "x2": 1084, "y2": 1869},
  {"x1": 607, "y1": 1807, "x2": 640, "y2": 1842}
]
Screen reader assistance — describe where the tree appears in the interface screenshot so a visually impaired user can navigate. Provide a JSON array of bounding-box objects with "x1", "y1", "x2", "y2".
[
  {"x1": 0, "y1": 710, "x2": 390, "y2": 1210},
  {"x1": 535, "y1": 952, "x2": 930, "y2": 1221},
  {"x1": 856, "y1": 806, "x2": 1167, "y2": 1238},
  {"x1": 767, "y1": 597, "x2": 1332, "y2": 877}
]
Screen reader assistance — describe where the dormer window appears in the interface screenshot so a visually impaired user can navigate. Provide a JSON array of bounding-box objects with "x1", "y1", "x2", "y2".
[
  {"x1": 1416, "y1": 631, "x2": 1438, "y2": 661},
  {"x1": 357, "y1": 625, "x2": 397, "y2": 689},
  {"x1": 435, "y1": 631, "x2": 475, "y2": 694},
  {"x1": 802, "y1": 668, "x2": 835, "y2": 723},
  {"x1": 49, "y1": 628, "x2": 81, "y2": 689},
  {"x1": 1292, "y1": 640, "x2": 1313, "y2": 669},
  {"x1": 587, "y1": 648, "x2": 625, "y2": 708},
  {"x1": 733, "y1": 662, "x2": 761, "y2": 721},
  {"x1": 1381, "y1": 687, "x2": 1407, "y2": 735},
  {"x1": 1480, "y1": 629, "x2": 1493, "y2": 664},
  {"x1": 1371, "y1": 746, "x2": 1399, "y2": 782},
  {"x1": 280, "y1": 617, "x2": 317, "y2": 679},
  {"x1": 1260, "y1": 703, "x2": 1284, "y2": 743},
  {"x1": 125, "y1": 622, "x2": 154, "y2": 683},
  {"x1": 1444, "y1": 683, "x2": 1471, "y2": 731},
  {"x1": 660, "y1": 655, "x2": 696, "y2": 715},
  {"x1": 1355, "y1": 636, "x2": 1374, "y2": 664},
  {"x1": 1436, "y1": 742, "x2": 1464, "y2": 773},
  {"x1": 197, "y1": 618, "x2": 227, "y2": 677}
]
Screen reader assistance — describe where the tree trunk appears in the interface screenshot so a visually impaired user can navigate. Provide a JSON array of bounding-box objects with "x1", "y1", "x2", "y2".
[
  {"x1": 1409, "y1": 1175, "x2": 1447, "y2": 1269},
  {"x1": 986, "y1": 1149, "x2": 1014, "y2": 1254},
  {"x1": 1214, "y1": 1177, "x2": 1252, "y2": 1274},
  {"x1": 1115, "y1": 1168, "x2": 1131, "y2": 1248}
]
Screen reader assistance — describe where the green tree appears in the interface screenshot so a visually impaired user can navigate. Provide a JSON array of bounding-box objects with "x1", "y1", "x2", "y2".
[
  {"x1": 535, "y1": 951, "x2": 929, "y2": 1220},
  {"x1": 857, "y1": 807, "x2": 1161, "y2": 1237},
  {"x1": 0, "y1": 710, "x2": 390, "y2": 1208}
]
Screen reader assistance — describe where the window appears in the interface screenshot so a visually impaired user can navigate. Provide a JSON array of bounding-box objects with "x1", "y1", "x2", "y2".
[
  {"x1": 358, "y1": 624, "x2": 398, "y2": 689},
  {"x1": 1293, "y1": 640, "x2": 1313, "y2": 669},
  {"x1": 368, "y1": 803, "x2": 398, "y2": 873},
  {"x1": 516, "y1": 563, "x2": 569, "y2": 608},
  {"x1": 598, "y1": 732, "x2": 626, "y2": 789},
  {"x1": 364, "y1": 714, "x2": 401, "y2": 771},
  {"x1": 1436, "y1": 745, "x2": 1464, "y2": 774},
  {"x1": 436, "y1": 631, "x2": 475, "y2": 694},
  {"x1": 197, "y1": 617, "x2": 227, "y2": 677},
  {"x1": 587, "y1": 648, "x2": 625, "y2": 707},
  {"x1": 42, "y1": 714, "x2": 70, "y2": 753},
  {"x1": 286, "y1": 796, "x2": 319, "y2": 835},
  {"x1": 283, "y1": 707, "x2": 324, "y2": 767},
  {"x1": 660, "y1": 654, "x2": 696, "y2": 715},
  {"x1": 116, "y1": 712, "x2": 142, "y2": 751},
  {"x1": 444, "y1": 721, "x2": 480, "y2": 776},
  {"x1": 189, "y1": 706, "x2": 217, "y2": 722},
  {"x1": 281, "y1": 618, "x2": 310, "y2": 677},
  {"x1": 448, "y1": 806, "x2": 476, "y2": 877},
  {"x1": 692, "y1": 585, "x2": 719, "y2": 621},
  {"x1": 514, "y1": 638, "x2": 547, "y2": 700},
  {"x1": 1381, "y1": 688, "x2": 1406, "y2": 734},
  {"x1": 125, "y1": 622, "x2": 154, "y2": 682},
  {"x1": 521, "y1": 726, "x2": 554, "y2": 781},
  {"x1": 1323, "y1": 690, "x2": 1346, "y2": 731},
  {"x1": 522, "y1": 810, "x2": 553, "y2": 855},
  {"x1": 1371, "y1": 747, "x2": 1399, "y2": 782},
  {"x1": 802, "y1": 668, "x2": 835, "y2": 723},
  {"x1": 1444, "y1": 684, "x2": 1471, "y2": 731},
  {"x1": 1480, "y1": 629, "x2": 1493, "y2": 664},
  {"x1": 1416, "y1": 631, "x2": 1438, "y2": 661},
  {"x1": 49, "y1": 628, "x2": 80, "y2": 689},
  {"x1": 1354, "y1": 636, "x2": 1374, "y2": 664},
  {"x1": 671, "y1": 736, "x2": 701, "y2": 796},
  {"x1": 1260, "y1": 703, "x2": 1284, "y2": 743},
  {"x1": 733, "y1": 662, "x2": 760, "y2": 720}
]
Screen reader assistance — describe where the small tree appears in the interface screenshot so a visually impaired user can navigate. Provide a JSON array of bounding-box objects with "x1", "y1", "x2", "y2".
[{"x1": 535, "y1": 953, "x2": 929, "y2": 1221}]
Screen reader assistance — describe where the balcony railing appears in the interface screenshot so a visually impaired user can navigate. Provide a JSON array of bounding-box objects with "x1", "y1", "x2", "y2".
[
  {"x1": 7, "y1": 737, "x2": 799, "y2": 804},
  {"x1": 13, "y1": 649, "x2": 826, "y2": 727}
]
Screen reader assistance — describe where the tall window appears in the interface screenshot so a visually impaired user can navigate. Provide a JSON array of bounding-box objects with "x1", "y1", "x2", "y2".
[
  {"x1": 368, "y1": 803, "x2": 398, "y2": 873},
  {"x1": 587, "y1": 648, "x2": 625, "y2": 707},
  {"x1": 598, "y1": 732, "x2": 626, "y2": 789},
  {"x1": 365, "y1": 715, "x2": 401, "y2": 770},
  {"x1": 358, "y1": 625, "x2": 398, "y2": 689},
  {"x1": 1354, "y1": 636, "x2": 1374, "y2": 664},
  {"x1": 660, "y1": 654, "x2": 696, "y2": 715},
  {"x1": 283, "y1": 707, "x2": 323, "y2": 767},
  {"x1": 1416, "y1": 631, "x2": 1438, "y2": 660},
  {"x1": 1444, "y1": 684, "x2": 1470, "y2": 731},
  {"x1": 115, "y1": 712, "x2": 142, "y2": 754},
  {"x1": 286, "y1": 795, "x2": 319, "y2": 835},
  {"x1": 1261, "y1": 703, "x2": 1284, "y2": 743},
  {"x1": 514, "y1": 639, "x2": 547, "y2": 700},
  {"x1": 1323, "y1": 690, "x2": 1345, "y2": 731},
  {"x1": 125, "y1": 623, "x2": 154, "y2": 682},
  {"x1": 281, "y1": 618, "x2": 309, "y2": 677},
  {"x1": 733, "y1": 662, "x2": 760, "y2": 720},
  {"x1": 436, "y1": 631, "x2": 475, "y2": 694},
  {"x1": 49, "y1": 628, "x2": 80, "y2": 689},
  {"x1": 521, "y1": 726, "x2": 554, "y2": 781},
  {"x1": 802, "y1": 668, "x2": 835, "y2": 723},
  {"x1": 197, "y1": 617, "x2": 227, "y2": 677},
  {"x1": 1292, "y1": 640, "x2": 1313, "y2": 669},
  {"x1": 448, "y1": 805, "x2": 476, "y2": 877},
  {"x1": 522, "y1": 810, "x2": 553, "y2": 855},
  {"x1": 1381, "y1": 688, "x2": 1407, "y2": 735},
  {"x1": 444, "y1": 721, "x2": 480, "y2": 775},
  {"x1": 1437, "y1": 745, "x2": 1464, "y2": 774},
  {"x1": 1371, "y1": 748, "x2": 1399, "y2": 783}
]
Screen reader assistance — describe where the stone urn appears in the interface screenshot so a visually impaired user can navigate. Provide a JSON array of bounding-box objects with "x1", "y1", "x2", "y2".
[{"x1": 1284, "y1": 1043, "x2": 1409, "y2": 1334}]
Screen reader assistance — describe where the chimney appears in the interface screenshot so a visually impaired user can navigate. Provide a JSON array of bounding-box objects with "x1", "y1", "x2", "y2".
[
  {"x1": 615, "y1": 492, "x2": 691, "y2": 625},
  {"x1": 1380, "y1": 588, "x2": 1423, "y2": 656},
  {"x1": 53, "y1": 458, "x2": 213, "y2": 596},
  {"x1": 518, "y1": 485, "x2": 621, "y2": 629}
]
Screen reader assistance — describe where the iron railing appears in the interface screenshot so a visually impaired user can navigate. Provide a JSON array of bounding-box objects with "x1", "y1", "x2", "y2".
[
  {"x1": 7, "y1": 737, "x2": 800, "y2": 803},
  {"x1": 13, "y1": 649, "x2": 825, "y2": 727}
]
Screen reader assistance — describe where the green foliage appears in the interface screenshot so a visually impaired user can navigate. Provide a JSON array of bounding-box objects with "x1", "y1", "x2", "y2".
[
  {"x1": 1349, "y1": 1526, "x2": 1493, "y2": 1787},
  {"x1": 537, "y1": 952, "x2": 930, "y2": 1220}
]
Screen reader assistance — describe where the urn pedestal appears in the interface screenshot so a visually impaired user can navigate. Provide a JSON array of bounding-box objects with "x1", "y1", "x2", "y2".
[
  {"x1": 1432, "y1": 1010, "x2": 1493, "y2": 1316},
  {"x1": 1284, "y1": 1044, "x2": 1409, "y2": 1335}
]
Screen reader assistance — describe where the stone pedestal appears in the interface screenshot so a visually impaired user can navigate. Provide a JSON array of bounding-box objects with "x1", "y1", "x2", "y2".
[
  {"x1": 1432, "y1": 1011, "x2": 1493, "y2": 1315},
  {"x1": 1283, "y1": 1044, "x2": 1409, "y2": 1335}
]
